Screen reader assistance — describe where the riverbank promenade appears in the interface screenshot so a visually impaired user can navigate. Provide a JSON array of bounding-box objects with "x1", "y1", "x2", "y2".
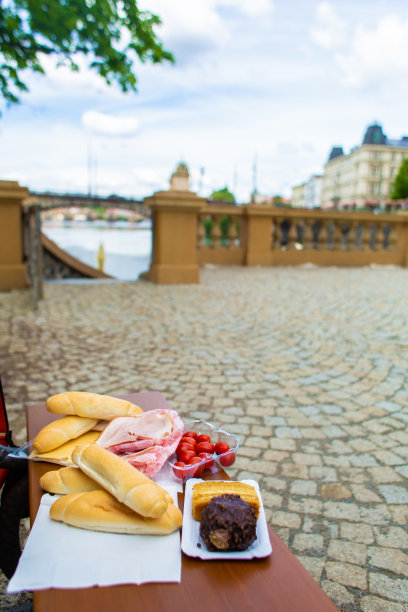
[{"x1": 1, "y1": 265, "x2": 408, "y2": 611}]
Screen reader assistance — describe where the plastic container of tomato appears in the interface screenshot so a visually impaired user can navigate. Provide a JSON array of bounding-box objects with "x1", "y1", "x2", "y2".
[{"x1": 168, "y1": 419, "x2": 240, "y2": 480}]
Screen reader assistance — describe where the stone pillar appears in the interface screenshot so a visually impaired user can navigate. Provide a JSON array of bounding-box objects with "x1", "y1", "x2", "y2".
[
  {"x1": 145, "y1": 190, "x2": 206, "y2": 284},
  {"x1": 244, "y1": 204, "x2": 274, "y2": 266},
  {"x1": 0, "y1": 180, "x2": 29, "y2": 290},
  {"x1": 396, "y1": 211, "x2": 408, "y2": 267}
]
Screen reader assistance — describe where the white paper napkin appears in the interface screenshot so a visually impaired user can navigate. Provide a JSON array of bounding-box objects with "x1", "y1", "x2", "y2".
[{"x1": 7, "y1": 485, "x2": 181, "y2": 593}]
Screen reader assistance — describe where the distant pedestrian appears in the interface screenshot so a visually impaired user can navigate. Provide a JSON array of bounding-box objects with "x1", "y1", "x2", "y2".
[{"x1": 97, "y1": 242, "x2": 106, "y2": 271}]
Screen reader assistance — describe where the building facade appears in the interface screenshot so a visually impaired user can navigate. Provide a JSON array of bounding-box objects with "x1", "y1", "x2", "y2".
[
  {"x1": 292, "y1": 175, "x2": 322, "y2": 209},
  {"x1": 321, "y1": 123, "x2": 408, "y2": 209},
  {"x1": 291, "y1": 183, "x2": 305, "y2": 208}
]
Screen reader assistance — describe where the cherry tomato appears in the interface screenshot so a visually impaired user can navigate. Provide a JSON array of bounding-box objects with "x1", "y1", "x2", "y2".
[
  {"x1": 198, "y1": 451, "x2": 214, "y2": 469},
  {"x1": 196, "y1": 441, "x2": 215, "y2": 454},
  {"x1": 187, "y1": 456, "x2": 205, "y2": 477},
  {"x1": 180, "y1": 436, "x2": 197, "y2": 447},
  {"x1": 184, "y1": 430, "x2": 198, "y2": 440},
  {"x1": 172, "y1": 461, "x2": 186, "y2": 479},
  {"x1": 176, "y1": 442, "x2": 195, "y2": 456},
  {"x1": 178, "y1": 450, "x2": 196, "y2": 464},
  {"x1": 219, "y1": 451, "x2": 235, "y2": 467},
  {"x1": 197, "y1": 434, "x2": 211, "y2": 444},
  {"x1": 215, "y1": 441, "x2": 230, "y2": 455}
]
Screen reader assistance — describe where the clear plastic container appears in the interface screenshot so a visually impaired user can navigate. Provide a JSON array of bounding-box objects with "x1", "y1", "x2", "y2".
[{"x1": 168, "y1": 419, "x2": 240, "y2": 480}]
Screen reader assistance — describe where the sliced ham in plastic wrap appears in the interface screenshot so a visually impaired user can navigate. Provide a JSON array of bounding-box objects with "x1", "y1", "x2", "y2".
[
  {"x1": 121, "y1": 446, "x2": 174, "y2": 478},
  {"x1": 96, "y1": 409, "x2": 183, "y2": 477}
]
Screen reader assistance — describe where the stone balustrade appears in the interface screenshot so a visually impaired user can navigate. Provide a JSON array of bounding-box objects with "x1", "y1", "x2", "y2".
[
  {"x1": 1, "y1": 180, "x2": 407, "y2": 290},
  {"x1": 197, "y1": 205, "x2": 408, "y2": 269},
  {"x1": 0, "y1": 180, "x2": 29, "y2": 290},
  {"x1": 146, "y1": 190, "x2": 408, "y2": 283},
  {"x1": 0, "y1": 179, "x2": 114, "y2": 293}
]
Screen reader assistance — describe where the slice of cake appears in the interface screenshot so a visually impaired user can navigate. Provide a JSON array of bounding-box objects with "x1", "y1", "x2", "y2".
[{"x1": 192, "y1": 481, "x2": 259, "y2": 521}]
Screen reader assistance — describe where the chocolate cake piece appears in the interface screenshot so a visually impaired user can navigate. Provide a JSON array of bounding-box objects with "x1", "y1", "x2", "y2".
[{"x1": 199, "y1": 494, "x2": 257, "y2": 552}]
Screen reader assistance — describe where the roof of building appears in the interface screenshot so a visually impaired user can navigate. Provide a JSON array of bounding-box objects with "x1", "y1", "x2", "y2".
[
  {"x1": 362, "y1": 123, "x2": 387, "y2": 145},
  {"x1": 364, "y1": 123, "x2": 408, "y2": 147},
  {"x1": 387, "y1": 137, "x2": 408, "y2": 148},
  {"x1": 173, "y1": 162, "x2": 189, "y2": 176},
  {"x1": 327, "y1": 124, "x2": 408, "y2": 163},
  {"x1": 328, "y1": 147, "x2": 344, "y2": 161}
]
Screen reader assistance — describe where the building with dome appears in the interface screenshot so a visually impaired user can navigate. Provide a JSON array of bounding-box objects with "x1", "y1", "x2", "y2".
[
  {"x1": 169, "y1": 162, "x2": 190, "y2": 191},
  {"x1": 321, "y1": 123, "x2": 408, "y2": 209}
]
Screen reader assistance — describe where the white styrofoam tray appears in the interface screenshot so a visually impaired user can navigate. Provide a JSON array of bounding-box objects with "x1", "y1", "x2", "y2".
[{"x1": 181, "y1": 478, "x2": 272, "y2": 560}]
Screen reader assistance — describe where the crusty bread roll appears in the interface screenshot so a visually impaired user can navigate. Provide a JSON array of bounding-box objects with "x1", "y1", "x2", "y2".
[
  {"x1": 72, "y1": 444, "x2": 168, "y2": 518},
  {"x1": 40, "y1": 466, "x2": 104, "y2": 494},
  {"x1": 49, "y1": 490, "x2": 182, "y2": 535},
  {"x1": 92, "y1": 420, "x2": 109, "y2": 431},
  {"x1": 46, "y1": 392, "x2": 143, "y2": 420},
  {"x1": 33, "y1": 416, "x2": 98, "y2": 453},
  {"x1": 40, "y1": 465, "x2": 174, "y2": 504}
]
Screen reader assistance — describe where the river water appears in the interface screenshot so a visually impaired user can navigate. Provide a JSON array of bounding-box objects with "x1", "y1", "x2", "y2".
[{"x1": 43, "y1": 220, "x2": 152, "y2": 281}]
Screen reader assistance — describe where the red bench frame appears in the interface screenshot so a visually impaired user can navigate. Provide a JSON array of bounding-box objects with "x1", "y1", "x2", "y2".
[{"x1": 0, "y1": 378, "x2": 14, "y2": 488}]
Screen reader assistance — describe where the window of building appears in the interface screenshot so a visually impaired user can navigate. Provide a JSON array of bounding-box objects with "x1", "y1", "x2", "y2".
[{"x1": 371, "y1": 183, "x2": 377, "y2": 195}]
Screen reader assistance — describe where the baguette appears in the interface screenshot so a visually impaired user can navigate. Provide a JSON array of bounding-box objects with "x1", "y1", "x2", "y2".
[
  {"x1": 40, "y1": 466, "x2": 104, "y2": 494},
  {"x1": 46, "y1": 392, "x2": 143, "y2": 420},
  {"x1": 40, "y1": 465, "x2": 174, "y2": 504},
  {"x1": 33, "y1": 416, "x2": 98, "y2": 453},
  {"x1": 49, "y1": 490, "x2": 182, "y2": 535},
  {"x1": 72, "y1": 444, "x2": 168, "y2": 518}
]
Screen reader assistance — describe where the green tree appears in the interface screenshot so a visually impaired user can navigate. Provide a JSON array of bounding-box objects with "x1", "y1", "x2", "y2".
[
  {"x1": 391, "y1": 158, "x2": 408, "y2": 200},
  {"x1": 0, "y1": 0, "x2": 173, "y2": 106},
  {"x1": 210, "y1": 187, "x2": 235, "y2": 203}
]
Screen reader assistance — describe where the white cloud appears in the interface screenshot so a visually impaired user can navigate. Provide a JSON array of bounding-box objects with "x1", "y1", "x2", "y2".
[
  {"x1": 144, "y1": 1, "x2": 226, "y2": 60},
  {"x1": 336, "y1": 15, "x2": 408, "y2": 87},
  {"x1": 310, "y1": 2, "x2": 347, "y2": 49},
  {"x1": 131, "y1": 167, "x2": 164, "y2": 191},
  {"x1": 218, "y1": 0, "x2": 274, "y2": 17},
  {"x1": 3, "y1": 1, "x2": 408, "y2": 205},
  {"x1": 15, "y1": 53, "x2": 127, "y2": 108},
  {"x1": 140, "y1": 0, "x2": 274, "y2": 62},
  {"x1": 88, "y1": 167, "x2": 164, "y2": 197},
  {"x1": 81, "y1": 111, "x2": 139, "y2": 137},
  {"x1": 34, "y1": 54, "x2": 112, "y2": 95}
]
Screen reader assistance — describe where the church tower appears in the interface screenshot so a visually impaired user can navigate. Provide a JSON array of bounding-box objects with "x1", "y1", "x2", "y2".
[{"x1": 169, "y1": 162, "x2": 190, "y2": 191}]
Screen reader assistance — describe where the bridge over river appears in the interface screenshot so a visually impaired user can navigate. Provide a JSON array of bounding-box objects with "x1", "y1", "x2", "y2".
[{"x1": 25, "y1": 190, "x2": 150, "y2": 218}]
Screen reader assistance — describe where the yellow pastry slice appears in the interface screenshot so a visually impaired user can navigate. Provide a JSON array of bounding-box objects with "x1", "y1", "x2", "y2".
[
  {"x1": 192, "y1": 481, "x2": 260, "y2": 521},
  {"x1": 30, "y1": 431, "x2": 100, "y2": 465}
]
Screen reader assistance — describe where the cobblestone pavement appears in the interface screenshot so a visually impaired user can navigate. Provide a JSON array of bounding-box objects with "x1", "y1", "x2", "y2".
[{"x1": 1, "y1": 265, "x2": 408, "y2": 611}]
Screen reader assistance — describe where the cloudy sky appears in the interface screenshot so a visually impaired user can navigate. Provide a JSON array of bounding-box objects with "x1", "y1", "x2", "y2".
[{"x1": 2, "y1": 0, "x2": 408, "y2": 202}]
